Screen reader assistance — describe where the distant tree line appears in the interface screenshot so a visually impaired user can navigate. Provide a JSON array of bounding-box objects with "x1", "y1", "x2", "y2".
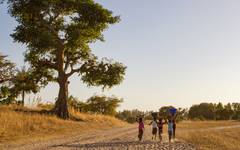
[
  {"x1": 116, "y1": 106, "x2": 188, "y2": 123},
  {"x1": 188, "y1": 102, "x2": 240, "y2": 120},
  {"x1": 116, "y1": 102, "x2": 240, "y2": 123},
  {"x1": 116, "y1": 109, "x2": 153, "y2": 123}
]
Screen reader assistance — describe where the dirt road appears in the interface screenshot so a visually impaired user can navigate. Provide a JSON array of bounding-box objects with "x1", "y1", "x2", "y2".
[{"x1": 4, "y1": 125, "x2": 195, "y2": 150}]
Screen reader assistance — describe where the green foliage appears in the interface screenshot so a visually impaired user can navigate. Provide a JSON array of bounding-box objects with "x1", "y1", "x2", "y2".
[
  {"x1": 116, "y1": 109, "x2": 145, "y2": 123},
  {"x1": 232, "y1": 103, "x2": 240, "y2": 120},
  {"x1": 86, "y1": 95, "x2": 123, "y2": 116},
  {"x1": 67, "y1": 95, "x2": 123, "y2": 116},
  {"x1": 68, "y1": 95, "x2": 88, "y2": 112},
  {"x1": 0, "y1": 53, "x2": 15, "y2": 84},
  {"x1": 0, "y1": 53, "x2": 15, "y2": 103},
  {"x1": 10, "y1": 67, "x2": 40, "y2": 105},
  {"x1": 7, "y1": 0, "x2": 126, "y2": 88},
  {"x1": 6, "y1": 0, "x2": 126, "y2": 118},
  {"x1": 117, "y1": 107, "x2": 188, "y2": 123},
  {"x1": 189, "y1": 102, "x2": 239, "y2": 120},
  {"x1": 188, "y1": 103, "x2": 215, "y2": 120}
]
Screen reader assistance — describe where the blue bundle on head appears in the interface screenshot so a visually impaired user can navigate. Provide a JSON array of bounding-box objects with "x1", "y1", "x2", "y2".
[{"x1": 169, "y1": 108, "x2": 177, "y2": 115}]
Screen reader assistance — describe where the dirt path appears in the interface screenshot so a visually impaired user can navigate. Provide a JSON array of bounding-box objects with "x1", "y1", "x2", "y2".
[
  {"x1": 3, "y1": 123, "x2": 240, "y2": 150},
  {"x1": 3, "y1": 125, "x2": 196, "y2": 150},
  {"x1": 4, "y1": 124, "x2": 240, "y2": 150},
  {"x1": 47, "y1": 126, "x2": 196, "y2": 150}
]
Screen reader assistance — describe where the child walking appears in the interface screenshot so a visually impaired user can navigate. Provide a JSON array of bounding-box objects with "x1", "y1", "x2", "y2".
[
  {"x1": 173, "y1": 118, "x2": 176, "y2": 140},
  {"x1": 157, "y1": 118, "x2": 166, "y2": 142},
  {"x1": 149, "y1": 117, "x2": 158, "y2": 140},
  {"x1": 138, "y1": 118, "x2": 144, "y2": 141},
  {"x1": 167, "y1": 119, "x2": 174, "y2": 143}
]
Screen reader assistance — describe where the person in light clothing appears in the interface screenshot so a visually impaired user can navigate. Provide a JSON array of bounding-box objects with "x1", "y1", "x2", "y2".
[
  {"x1": 149, "y1": 117, "x2": 158, "y2": 140},
  {"x1": 167, "y1": 119, "x2": 174, "y2": 143}
]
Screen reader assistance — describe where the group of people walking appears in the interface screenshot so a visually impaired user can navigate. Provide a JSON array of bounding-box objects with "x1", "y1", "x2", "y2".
[{"x1": 137, "y1": 116, "x2": 176, "y2": 143}]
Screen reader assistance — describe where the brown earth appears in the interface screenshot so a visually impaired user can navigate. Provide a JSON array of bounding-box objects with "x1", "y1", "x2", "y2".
[{"x1": 3, "y1": 125, "x2": 196, "y2": 150}]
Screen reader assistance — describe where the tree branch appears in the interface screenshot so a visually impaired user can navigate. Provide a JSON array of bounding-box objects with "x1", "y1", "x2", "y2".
[
  {"x1": 38, "y1": 59, "x2": 57, "y2": 70},
  {"x1": 0, "y1": 78, "x2": 11, "y2": 84},
  {"x1": 64, "y1": 55, "x2": 70, "y2": 71},
  {"x1": 67, "y1": 66, "x2": 82, "y2": 77}
]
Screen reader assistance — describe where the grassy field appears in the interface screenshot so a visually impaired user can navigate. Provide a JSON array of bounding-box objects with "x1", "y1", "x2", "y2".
[
  {"x1": 0, "y1": 105, "x2": 126, "y2": 145},
  {"x1": 176, "y1": 121, "x2": 240, "y2": 150},
  {"x1": 1, "y1": 106, "x2": 240, "y2": 150}
]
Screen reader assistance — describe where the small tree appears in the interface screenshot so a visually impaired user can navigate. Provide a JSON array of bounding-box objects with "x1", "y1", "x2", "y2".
[
  {"x1": 11, "y1": 67, "x2": 40, "y2": 106},
  {"x1": 68, "y1": 95, "x2": 87, "y2": 112},
  {"x1": 7, "y1": 0, "x2": 126, "y2": 118},
  {"x1": 0, "y1": 53, "x2": 15, "y2": 102},
  {"x1": 0, "y1": 53, "x2": 15, "y2": 84},
  {"x1": 86, "y1": 95, "x2": 123, "y2": 116}
]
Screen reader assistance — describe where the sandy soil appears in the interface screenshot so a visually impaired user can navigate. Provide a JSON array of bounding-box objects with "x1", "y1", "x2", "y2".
[{"x1": 2, "y1": 124, "x2": 196, "y2": 150}]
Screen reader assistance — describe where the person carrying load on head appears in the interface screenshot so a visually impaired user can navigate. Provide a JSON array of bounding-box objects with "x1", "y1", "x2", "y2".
[
  {"x1": 167, "y1": 117, "x2": 174, "y2": 143},
  {"x1": 169, "y1": 108, "x2": 177, "y2": 141}
]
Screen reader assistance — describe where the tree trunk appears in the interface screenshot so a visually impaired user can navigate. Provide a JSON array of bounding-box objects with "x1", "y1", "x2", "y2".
[
  {"x1": 22, "y1": 90, "x2": 25, "y2": 106},
  {"x1": 54, "y1": 76, "x2": 69, "y2": 119}
]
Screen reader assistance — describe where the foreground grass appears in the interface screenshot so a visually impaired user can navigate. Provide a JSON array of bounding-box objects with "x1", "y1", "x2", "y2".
[
  {"x1": 0, "y1": 105, "x2": 126, "y2": 145},
  {"x1": 176, "y1": 121, "x2": 240, "y2": 150}
]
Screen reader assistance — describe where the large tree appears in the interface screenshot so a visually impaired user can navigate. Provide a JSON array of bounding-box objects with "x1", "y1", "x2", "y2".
[{"x1": 7, "y1": 0, "x2": 126, "y2": 118}]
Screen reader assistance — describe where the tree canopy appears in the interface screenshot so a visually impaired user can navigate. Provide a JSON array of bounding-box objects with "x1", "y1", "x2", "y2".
[
  {"x1": 0, "y1": 53, "x2": 15, "y2": 84},
  {"x1": 6, "y1": 0, "x2": 126, "y2": 118}
]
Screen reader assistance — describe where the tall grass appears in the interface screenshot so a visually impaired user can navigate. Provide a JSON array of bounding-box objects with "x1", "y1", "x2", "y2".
[{"x1": 0, "y1": 105, "x2": 126, "y2": 144}]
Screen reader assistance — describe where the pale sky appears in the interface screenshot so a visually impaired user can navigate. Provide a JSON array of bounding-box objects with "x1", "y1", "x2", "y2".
[{"x1": 1, "y1": 0, "x2": 240, "y2": 111}]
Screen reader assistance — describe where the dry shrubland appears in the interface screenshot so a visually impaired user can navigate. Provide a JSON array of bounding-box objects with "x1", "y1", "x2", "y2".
[{"x1": 0, "y1": 105, "x2": 126, "y2": 144}]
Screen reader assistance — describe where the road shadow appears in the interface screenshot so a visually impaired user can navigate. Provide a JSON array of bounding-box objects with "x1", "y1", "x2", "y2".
[{"x1": 51, "y1": 140, "x2": 196, "y2": 149}]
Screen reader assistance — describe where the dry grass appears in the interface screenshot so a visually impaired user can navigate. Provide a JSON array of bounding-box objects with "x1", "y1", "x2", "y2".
[
  {"x1": 177, "y1": 120, "x2": 239, "y2": 129},
  {"x1": 176, "y1": 121, "x2": 240, "y2": 150},
  {"x1": 70, "y1": 109, "x2": 126, "y2": 127},
  {"x1": 0, "y1": 105, "x2": 126, "y2": 145}
]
